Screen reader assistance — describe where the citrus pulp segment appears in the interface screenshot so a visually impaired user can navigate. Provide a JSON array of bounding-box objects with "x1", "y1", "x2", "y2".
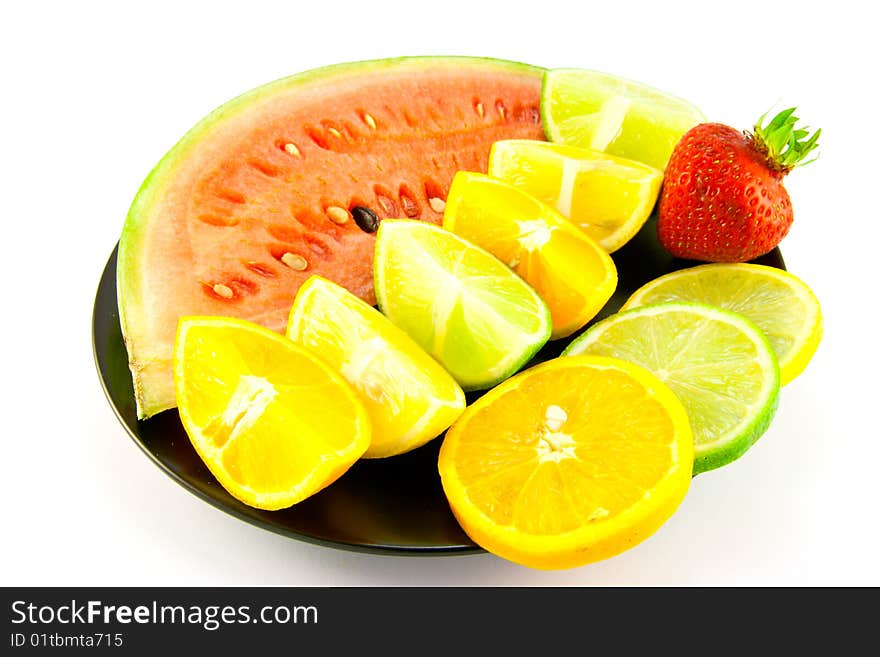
[
  {"x1": 373, "y1": 220, "x2": 551, "y2": 391},
  {"x1": 563, "y1": 302, "x2": 780, "y2": 474},
  {"x1": 438, "y1": 355, "x2": 693, "y2": 570},
  {"x1": 442, "y1": 172, "x2": 617, "y2": 339},
  {"x1": 487, "y1": 139, "x2": 662, "y2": 252},
  {"x1": 173, "y1": 316, "x2": 370, "y2": 510},
  {"x1": 622, "y1": 264, "x2": 822, "y2": 385},
  {"x1": 286, "y1": 275, "x2": 466, "y2": 458},
  {"x1": 541, "y1": 68, "x2": 705, "y2": 170}
]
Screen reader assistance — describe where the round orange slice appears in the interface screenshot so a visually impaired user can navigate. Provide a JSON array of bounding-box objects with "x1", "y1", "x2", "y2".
[
  {"x1": 438, "y1": 355, "x2": 693, "y2": 569},
  {"x1": 174, "y1": 316, "x2": 370, "y2": 510}
]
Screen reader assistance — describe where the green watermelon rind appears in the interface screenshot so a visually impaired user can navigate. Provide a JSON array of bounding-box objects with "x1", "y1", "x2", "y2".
[{"x1": 117, "y1": 56, "x2": 545, "y2": 419}]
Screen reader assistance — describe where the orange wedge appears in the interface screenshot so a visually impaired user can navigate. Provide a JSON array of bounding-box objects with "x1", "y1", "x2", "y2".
[
  {"x1": 174, "y1": 316, "x2": 370, "y2": 510},
  {"x1": 438, "y1": 355, "x2": 693, "y2": 569},
  {"x1": 443, "y1": 172, "x2": 617, "y2": 339}
]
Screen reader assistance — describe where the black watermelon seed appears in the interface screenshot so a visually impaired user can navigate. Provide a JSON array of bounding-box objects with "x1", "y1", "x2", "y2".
[{"x1": 352, "y1": 206, "x2": 380, "y2": 233}]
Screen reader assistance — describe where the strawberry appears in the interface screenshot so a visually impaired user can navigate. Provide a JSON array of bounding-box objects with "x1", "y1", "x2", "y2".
[{"x1": 657, "y1": 108, "x2": 820, "y2": 262}]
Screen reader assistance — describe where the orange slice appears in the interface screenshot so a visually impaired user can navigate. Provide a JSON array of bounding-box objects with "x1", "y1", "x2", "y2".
[
  {"x1": 438, "y1": 355, "x2": 693, "y2": 569},
  {"x1": 443, "y1": 171, "x2": 617, "y2": 339},
  {"x1": 174, "y1": 316, "x2": 370, "y2": 510}
]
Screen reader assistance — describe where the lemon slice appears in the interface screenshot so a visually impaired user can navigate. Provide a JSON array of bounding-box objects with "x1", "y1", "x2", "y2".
[
  {"x1": 488, "y1": 140, "x2": 662, "y2": 252},
  {"x1": 287, "y1": 275, "x2": 466, "y2": 458},
  {"x1": 622, "y1": 264, "x2": 822, "y2": 385},
  {"x1": 374, "y1": 220, "x2": 551, "y2": 391},
  {"x1": 542, "y1": 68, "x2": 705, "y2": 170},
  {"x1": 563, "y1": 302, "x2": 780, "y2": 475},
  {"x1": 438, "y1": 355, "x2": 693, "y2": 570},
  {"x1": 443, "y1": 172, "x2": 617, "y2": 339},
  {"x1": 174, "y1": 316, "x2": 370, "y2": 510}
]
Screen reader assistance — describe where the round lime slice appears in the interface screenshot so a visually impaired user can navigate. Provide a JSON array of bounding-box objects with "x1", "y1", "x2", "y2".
[
  {"x1": 563, "y1": 302, "x2": 780, "y2": 474},
  {"x1": 622, "y1": 264, "x2": 823, "y2": 385},
  {"x1": 541, "y1": 68, "x2": 705, "y2": 170},
  {"x1": 374, "y1": 220, "x2": 551, "y2": 391}
]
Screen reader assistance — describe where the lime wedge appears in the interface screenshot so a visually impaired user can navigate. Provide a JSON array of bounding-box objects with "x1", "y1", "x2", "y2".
[
  {"x1": 287, "y1": 275, "x2": 465, "y2": 458},
  {"x1": 541, "y1": 69, "x2": 705, "y2": 170},
  {"x1": 622, "y1": 264, "x2": 822, "y2": 385},
  {"x1": 563, "y1": 302, "x2": 780, "y2": 474},
  {"x1": 488, "y1": 139, "x2": 662, "y2": 252},
  {"x1": 374, "y1": 220, "x2": 551, "y2": 391}
]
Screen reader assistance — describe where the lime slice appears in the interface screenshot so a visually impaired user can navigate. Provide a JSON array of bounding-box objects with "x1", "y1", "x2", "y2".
[
  {"x1": 541, "y1": 69, "x2": 705, "y2": 170},
  {"x1": 374, "y1": 220, "x2": 551, "y2": 391},
  {"x1": 443, "y1": 171, "x2": 617, "y2": 339},
  {"x1": 622, "y1": 264, "x2": 822, "y2": 385},
  {"x1": 563, "y1": 302, "x2": 780, "y2": 474},
  {"x1": 488, "y1": 139, "x2": 662, "y2": 252},
  {"x1": 287, "y1": 275, "x2": 465, "y2": 458}
]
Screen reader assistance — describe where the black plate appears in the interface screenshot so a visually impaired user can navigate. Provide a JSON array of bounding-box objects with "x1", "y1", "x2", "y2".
[{"x1": 93, "y1": 215, "x2": 784, "y2": 555}]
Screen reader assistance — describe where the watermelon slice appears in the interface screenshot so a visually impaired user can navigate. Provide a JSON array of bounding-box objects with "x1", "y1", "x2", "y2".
[{"x1": 119, "y1": 57, "x2": 545, "y2": 419}]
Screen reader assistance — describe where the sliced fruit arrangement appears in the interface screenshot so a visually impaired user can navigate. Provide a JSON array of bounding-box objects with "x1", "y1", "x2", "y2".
[
  {"x1": 623, "y1": 264, "x2": 822, "y2": 385},
  {"x1": 438, "y1": 355, "x2": 693, "y2": 570},
  {"x1": 488, "y1": 140, "x2": 662, "y2": 252},
  {"x1": 119, "y1": 57, "x2": 545, "y2": 419},
  {"x1": 563, "y1": 302, "x2": 780, "y2": 474},
  {"x1": 443, "y1": 172, "x2": 617, "y2": 339},
  {"x1": 541, "y1": 68, "x2": 705, "y2": 169},
  {"x1": 657, "y1": 108, "x2": 820, "y2": 262},
  {"x1": 374, "y1": 219, "x2": 551, "y2": 390},
  {"x1": 287, "y1": 275, "x2": 466, "y2": 458},
  {"x1": 174, "y1": 316, "x2": 371, "y2": 510},
  {"x1": 115, "y1": 57, "x2": 824, "y2": 570}
]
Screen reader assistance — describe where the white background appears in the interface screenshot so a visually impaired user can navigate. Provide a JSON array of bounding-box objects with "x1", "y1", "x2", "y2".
[{"x1": 3, "y1": 0, "x2": 877, "y2": 586}]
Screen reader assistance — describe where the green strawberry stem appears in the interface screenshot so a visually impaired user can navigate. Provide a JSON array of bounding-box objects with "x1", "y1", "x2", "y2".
[{"x1": 750, "y1": 107, "x2": 821, "y2": 174}]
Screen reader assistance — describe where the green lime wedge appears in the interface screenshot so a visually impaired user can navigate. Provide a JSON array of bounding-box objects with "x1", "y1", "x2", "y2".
[
  {"x1": 562, "y1": 302, "x2": 780, "y2": 474},
  {"x1": 541, "y1": 69, "x2": 705, "y2": 170},
  {"x1": 374, "y1": 220, "x2": 551, "y2": 391}
]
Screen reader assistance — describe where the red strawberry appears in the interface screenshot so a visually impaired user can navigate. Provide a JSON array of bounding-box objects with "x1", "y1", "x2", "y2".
[{"x1": 657, "y1": 108, "x2": 819, "y2": 262}]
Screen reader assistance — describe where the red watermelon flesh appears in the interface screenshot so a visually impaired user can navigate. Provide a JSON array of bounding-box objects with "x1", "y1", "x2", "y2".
[{"x1": 118, "y1": 57, "x2": 545, "y2": 419}]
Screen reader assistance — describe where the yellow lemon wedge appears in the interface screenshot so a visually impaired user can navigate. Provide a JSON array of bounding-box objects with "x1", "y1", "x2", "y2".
[
  {"x1": 443, "y1": 171, "x2": 617, "y2": 339},
  {"x1": 287, "y1": 275, "x2": 466, "y2": 458},
  {"x1": 173, "y1": 316, "x2": 370, "y2": 510},
  {"x1": 488, "y1": 140, "x2": 662, "y2": 252}
]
